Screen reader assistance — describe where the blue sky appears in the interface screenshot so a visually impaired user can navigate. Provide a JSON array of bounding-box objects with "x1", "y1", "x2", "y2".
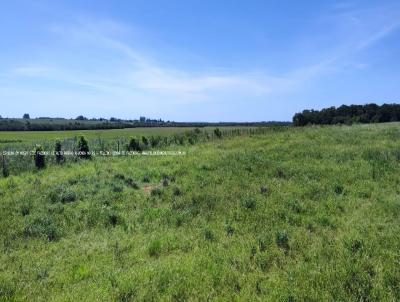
[{"x1": 0, "y1": 0, "x2": 399, "y2": 122}]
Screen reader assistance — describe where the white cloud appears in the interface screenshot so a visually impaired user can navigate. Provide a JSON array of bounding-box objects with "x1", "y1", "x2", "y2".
[
  {"x1": 7, "y1": 10, "x2": 400, "y2": 108},
  {"x1": 12, "y1": 66, "x2": 51, "y2": 77}
]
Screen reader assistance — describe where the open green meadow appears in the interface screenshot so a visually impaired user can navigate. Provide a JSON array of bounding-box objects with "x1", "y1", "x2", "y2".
[
  {"x1": 0, "y1": 127, "x2": 243, "y2": 143},
  {"x1": 1, "y1": 123, "x2": 400, "y2": 301}
]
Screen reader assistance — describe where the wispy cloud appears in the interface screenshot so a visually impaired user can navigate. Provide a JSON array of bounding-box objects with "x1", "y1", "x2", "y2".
[
  {"x1": 12, "y1": 66, "x2": 52, "y2": 77},
  {"x1": 7, "y1": 7, "x2": 400, "y2": 108}
]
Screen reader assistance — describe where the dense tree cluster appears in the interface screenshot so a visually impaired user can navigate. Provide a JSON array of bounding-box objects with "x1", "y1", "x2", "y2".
[{"x1": 293, "y1": 103, "x2": 400, "y2": 126}]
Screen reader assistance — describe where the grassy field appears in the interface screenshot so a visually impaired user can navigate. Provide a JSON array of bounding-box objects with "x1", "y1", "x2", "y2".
[
  {"x1": 1, "y1": 123, "x2": 400, "y2": 301},
  {"x1": 0, "y1": 127, "x2": 236, "y2": 142}
]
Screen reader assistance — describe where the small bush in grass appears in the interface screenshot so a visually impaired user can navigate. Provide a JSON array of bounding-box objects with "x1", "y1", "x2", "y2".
[
  {"x1": 55, "y1": 139, "x2": 64, "y2": 164},
  {"x1": 107, "y1": 212, "x2": 121, "y2": 227},
  {"x1": 243, "y1": 198, "x2": 257, "y2": 210},
  {"x1": 2, "y1": 155, "x2": 9, "y2": 178},
  {"x1": 114, "y1": 173, "x2": 125, "y2": 180},
  {"x1": 34, "y1": 145, "x2": 45, "y2": 169},
  {"x1": 226, "y1": 224, "x2": 235, "y2": 236},
  {"x1": 175, "y1": 213, "x2": 185, "y2": 227},
  {"x1": 276, "y1": 231, "x2": 289, "y2": 251},
  {"x1": 204, "y1": 229, "x2": 215, "y2": 241},
  {"x1": 142, "y1": 175, "x2": 151, "y2": 183},
  {"x1": 151, "y1": 187, "x2": 162, "y2": 197},
  {"x1": 127, "y1": 137, "x2": 141, "y2": 152},
  {"x1": 258, "y1": 234, "x2": 272, "y2": 252},
  {"x1": 334, "y1": 184, "x2": 344, "y2": 195},
  {"x1": 347, "y1": 238, "x2": 364, "y2": 254},
  {"x1": 125, "y1": 178, "x2": 139, "y2": 189},
  {"x1": 148, "y1": 239, "x2": 162, "y2": 257},
  {"x1": 24, "y1": 216, "x2": 60, "y2": 241},
  {"x1": 111, "y1": 183, "x2": 124, "y2": 193},
  {"x1": 60, "y1": 190, "x2": 77, "y2": 203},
  {"x1": 260, "y1": 186, "x2": 268, "y2": 194},
  {"x1": 0, "y1": 279, "x2": 15, "y2": 300},
  {"x1": 117, "y1": 283, "x2": 137, "y2": 302},
  {"x1": 142, "y1": 136, "x2": 149, "y2": 146},
  {"x1": 214, "y1": 128, "x2": 222, "y2": 138},
  {"x1": 77, "y1": 135, "x2": 91, "y2": 159},
  {"x1": 173, "y1": 187, "x2": 182, "y2": 196},
  {"x1": 20, "y1": 204, "x2": 30, "y2": 216},
  {"x1": 162, "y1": 178, "x2": 169, "y2": 187}
]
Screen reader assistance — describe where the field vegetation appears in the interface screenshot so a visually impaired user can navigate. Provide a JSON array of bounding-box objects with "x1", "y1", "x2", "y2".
[{"x1": 0, "y1": 123, "x2": 400, "y2": 300}]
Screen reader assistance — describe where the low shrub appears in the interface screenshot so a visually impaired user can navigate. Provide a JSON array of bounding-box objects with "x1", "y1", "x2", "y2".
[
  {"x1": 243, "y1": 198, "x2": 257, "y2": 210},
  {"x1": 23, "y1": 216, "x2": 60, "y2": 241},
  {"x1": 214, "y1": 128, "x2": 222, "y2": 138},
  {"x1": 204, "y1": 229, "x2": 215, "y2": 241},
  {"x1": 77, "y1": 135, "x2": 91, "y2": 159},
  {"x1": 148, "y1": 240, "x2": 162, "y2": 257},
  {"x1": 276, "y1": 231, "x2": 289, "y2": 251},
  {"x1": 2, "y1": 155, "x2": 9, "y2": 178},
  {"x1": 34, "y1": 145, "x2": 45, "y2": 169},
  {"x1": 125, "y1": 178, "x2": 139, "y2": 189},
  {"x1": 173, "y1": 187, "x2": 182, "y2": 196},
  {"x1": 127, "y1": 137, "x2": 141, "y2": 152},
  {"x1": 107, "y1": 212, "x2": 122, "y2": 227},
  {"x1": 61, "y1": 190, "x2": 77, "y2": 203},
  {"x1": 55, "y1": 139, "x2": 64, "y2": 164},
  {"x1": 151, "y1": 187, "x2": 162, "y2": 197},
  {"x1": 111, "y1": 183, "x2": 124, "y2": 193}
]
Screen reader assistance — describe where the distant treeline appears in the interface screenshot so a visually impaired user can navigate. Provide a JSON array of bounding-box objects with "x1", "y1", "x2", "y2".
[
  {"x1": 293, "y1": 103, "x2": 400, "y2": 126},
  {"x1": 0, "y1": 117, "x2": 290, "y2": 131}
]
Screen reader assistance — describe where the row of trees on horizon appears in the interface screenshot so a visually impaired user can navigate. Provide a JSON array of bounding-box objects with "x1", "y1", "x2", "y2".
[
  {"x1": 0, "y1": 114, "x2": 288, "y2": 131},
  {"x1": 293, "y1": 103, "x2": 400, "y2": 126}
]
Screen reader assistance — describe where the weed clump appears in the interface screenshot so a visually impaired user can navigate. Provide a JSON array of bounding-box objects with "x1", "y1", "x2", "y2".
[
  {"x1": 127, "y1": 137, "x2": 141, "y2": 152},
  {"x1": 276, "y1": 231, "x2": 290, "y2": 251},
  {"x1": 125, "y1": 178, "x2": 139, "y2": 189},
  {"x1": 258, "y1": 234, "x2": 271, "y2": 252},
  {"x1": 23, "y1": 216, "x2": 60, "y2": 241},
  {"x1": 260, "y1": 186, "x2": 268, "y2": 194},
  {"x1": 0, "y1": 279, "x2": 15, "y2": 300},
  {"x1": 243, "y1": 198, "x2": 257, "y2": 210},
  {"x1": 162, "y1": 178, "x2": 169, "y2": 187},
  {"x1": 151, "y1": 187, "x2": 162, "y2": 197},
  {"x1": 148, "y1": 240, "x2": 162, "y2": 257},
  {"x1": 114, "y1": 173, "x2": 125, "y2": 180},
  {"x1": 20, "y1": 204, "x2": 30, "y2": 216},
  {"x1": 203, "y1": 229, "x2": 215, "y2": 241},
  {"x1": 61, "y1": 190, "x2": 77, "y2": 203},
  {"x1": 214, "y1": 128, "x2": 222, "y2": 138},
  {"x1": 142, "y1": 175, "x2": 151, "y2": 183},
  {"x1": 173, "y1": 187, "x2": 182, "y2": 196},
  {"x1": 347, "y1": 238, "x2": 364, "y2": 254},
  {"x1": 48, "y1": 185, "x2": 77, "y2": 203},
  {"x1": 2, "y1": 154, "x2": 9, "y2": 178},
  {"x1": 34, "y1": 145, "x2": 45, "y2": 170},
  {"x1": 111, "y1": 183, "x2": 124, "y2": 193},
  {"x1": 107, "y1": 212, "x2": 122, "y2": 227},
  {"x1": 334, "y1": 184, "x2": 344, "y2": 195},
  {"x1": 55, "y1": 139, "x2": 64, "y2": 164},
  {"x1": 225, "y1": 224, "x2": 235, "y2": 236}
]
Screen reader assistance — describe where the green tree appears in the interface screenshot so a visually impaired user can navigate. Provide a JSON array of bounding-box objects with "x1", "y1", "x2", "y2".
[
  {"x1": 77, "y1": 136, "x2": 91, "y2": 159},
  {"x1": 23, "y1": 113, "x2": 30, "y2": 119}
]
